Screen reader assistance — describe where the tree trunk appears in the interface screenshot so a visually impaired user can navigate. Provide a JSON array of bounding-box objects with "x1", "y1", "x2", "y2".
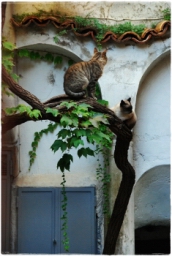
[{"x1": 103, "y1": 135, "x2": 135, "y2": 254}]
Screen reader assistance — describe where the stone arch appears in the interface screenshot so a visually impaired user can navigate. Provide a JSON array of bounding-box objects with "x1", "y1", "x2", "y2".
[
  {"x1": 134, "y1": 164, "x2": 170, "y2": 254},
  {"x1": 133, "y1": 50, "x2": 170, "y2": 180},
  {"x1": 134, "y1": 164, "x2": 170, "y2": 229},
  {"x1": 137, "y1": 48, "x2": 170, "y2": 96},
  {"x1": 18, "y1": 43, "x2": 102, "y2": 99}
]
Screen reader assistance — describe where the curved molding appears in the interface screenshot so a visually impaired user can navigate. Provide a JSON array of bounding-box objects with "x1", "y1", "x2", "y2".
[
  {"x1": 136, "y1": 48, "x2": 170, "y2": 102},
  {"x1": 135, "y1": 164, "x2": 170, "y2": 185}
]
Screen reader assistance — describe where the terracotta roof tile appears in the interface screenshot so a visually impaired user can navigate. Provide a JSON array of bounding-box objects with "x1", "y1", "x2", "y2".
[{"x1": 11, "y1": 16, "x2": 171, "y2": 44}]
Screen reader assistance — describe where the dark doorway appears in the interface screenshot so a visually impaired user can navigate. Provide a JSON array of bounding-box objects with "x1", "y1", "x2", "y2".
[{"x1": 135, "y1": 225, "x2": 170, "y2": 254}]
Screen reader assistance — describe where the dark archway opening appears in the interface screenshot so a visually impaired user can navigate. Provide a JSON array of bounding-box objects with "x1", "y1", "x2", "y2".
[{"x1": 135, "y1": 225, "x2": 170, "y2": 254}]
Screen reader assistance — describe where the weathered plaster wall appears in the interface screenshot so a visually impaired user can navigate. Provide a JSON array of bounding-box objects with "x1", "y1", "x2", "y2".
[{"x1": 12, "y1": 1, "x2": 170, "y2": 27}]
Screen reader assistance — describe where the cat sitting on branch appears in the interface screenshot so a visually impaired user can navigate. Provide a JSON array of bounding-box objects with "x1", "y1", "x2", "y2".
[{"x1": 63, "y1": 48, "x2": 108, "y2": 99}]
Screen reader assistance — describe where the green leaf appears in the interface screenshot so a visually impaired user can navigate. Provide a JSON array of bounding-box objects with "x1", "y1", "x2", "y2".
[
  {"x1": 11, "y1": 73, "x2": 19, "y2": 82},
  {"x1": 78, "y1": 103, "x2": 92, "y2": 111},
  {"x1": 44, "y1": 53, "x2": 54, "y2": 62},
  {"x1": 18, "y1": 49, "x2": 30, "y2": 57},
  {"x1": 58, "y1": 129, "x2": 71, "y2": 139},
  {"x1": 68, "y1": 59, "x2": 75, "y2": 66},
  {"x1": 57, "y1": 153, "x2": 73, "y2": 172},
  {"x1": 77, "y1": 147, "x2": 95, "y2": 158},
  {"x1": 47, "y1": 123, "x2": 58, "y2": 132},
  {"x1": 3, "y1": 41, "x2": 15, "y2": 51},
  {"x1": 69, "y1": 137, "x2": 84, "y2": 148},
  {"x1": 45, "y1": 108, "x2": 59, "y2": 117},
  {"x1": 51, "y1": 140, "x2": 68, "y2": 153},
  {"x1": 73, "y1": 129, "x2": 87, "y2": 137},
  {"x1": 60, "y1": 115, "x2": 73, "y2": 127},
  {"x1": 97, "y1": 99, "x2": 109, "y2": 106},
  {"x1": 54, "y1": 56, "x2": 63, "y2": 65},
  {"x1": 87, "y1": 134, "x2": 101, "y2": 144},
  {"x1": 89, "y1": 114, "x2": 109, "y2": 128},
  {"x1": 60, "y1": 101, "x2": 77, "y2": 109},
  {"x1": 29, "y1": 109, "x2": 42, "y2": 119},
  {"x1": 80, "y1": 120, "x2": 91, "y2": 128}
]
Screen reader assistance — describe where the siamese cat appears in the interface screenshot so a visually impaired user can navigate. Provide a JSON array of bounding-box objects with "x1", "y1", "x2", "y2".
[
  {"x1": 110, "y1": 98, "x2": 137, "y2": 129},
  {"x1": 63, "y1": 48, "x2": 108, "y2": 99}
]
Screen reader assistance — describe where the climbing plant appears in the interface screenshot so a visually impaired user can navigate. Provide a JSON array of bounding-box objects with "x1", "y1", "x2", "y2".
[{"x1": 27, "y1": 100, "x2": 113, "y2": 251}]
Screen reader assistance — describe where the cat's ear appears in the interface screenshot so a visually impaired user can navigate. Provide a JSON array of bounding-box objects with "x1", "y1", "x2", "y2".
[
  {"x1": 120, "y1": 100, "x2": 125, "y2": 105},
  {"x1": 94, "y1": 48, "x2": 98, "y2": 53},
  {"x1": 127, "y1": 97, "x2": 131, "y2": 102},
  {"x1": 102, "y1": 49, "x2": 107, "y2": 56}
]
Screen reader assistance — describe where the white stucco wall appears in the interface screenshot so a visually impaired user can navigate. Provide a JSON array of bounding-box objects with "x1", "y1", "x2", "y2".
[{"x1": 133, "y1": 52, "x2": 170, "y2": 181}]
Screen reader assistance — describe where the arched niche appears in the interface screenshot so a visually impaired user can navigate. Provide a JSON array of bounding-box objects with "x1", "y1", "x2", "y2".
[
  {"x1": 133, "y1": 51, "x2": 170, "y2": 180},
  {"x1": 17, "y1": 43, "x2": 102, "y2": 101},
  {"x1": 134, "y1": 164, "x2": 170, "y2": 229},
  {"x1": 134, "y1": 165, "x2": 170, "y2": 254}
]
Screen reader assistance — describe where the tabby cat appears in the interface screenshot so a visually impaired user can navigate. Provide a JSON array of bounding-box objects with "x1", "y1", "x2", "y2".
[
  {"x1": 63, "y1": 48, "x2": 107, "y2": 99},
  {"x1": 110, "y1": 98, "x2": 137, "y2": 129}
]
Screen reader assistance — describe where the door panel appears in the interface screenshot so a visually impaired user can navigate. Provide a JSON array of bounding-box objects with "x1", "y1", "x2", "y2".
[
  {"x1": 60, "y1": 188, "x2": 96, "y2": 254},
  {"x1": 18, "y1": 188, "x2": 55, "y2": 253}
]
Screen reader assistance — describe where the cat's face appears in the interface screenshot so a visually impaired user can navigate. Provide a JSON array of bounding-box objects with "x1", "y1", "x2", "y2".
[
  {"x1": 91, "y1": 48, "x2": 108, "y2": 65},
  {"x1": 120, "y1": 98, "x2": 133, "y2": 113}
]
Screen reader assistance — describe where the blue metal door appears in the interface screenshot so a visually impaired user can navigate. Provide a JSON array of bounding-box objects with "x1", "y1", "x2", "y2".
[
  {"x1": 17, "y1": 187, "x2": 96, "y2": 254},
  {"x1": 18, "y1": 188, "x2": 56, "y2": 253}
]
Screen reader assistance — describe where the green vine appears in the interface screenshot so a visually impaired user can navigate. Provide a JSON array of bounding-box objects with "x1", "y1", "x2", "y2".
[
  {"x1": 26, "y1": 100, "x2": 113, "y2": 251},
  {"x1": 28, "y1": 122, "x2": 58, "y2": 171},
  {"x1": 2, "y1": 38, "x2": 19, "y2": 96}
]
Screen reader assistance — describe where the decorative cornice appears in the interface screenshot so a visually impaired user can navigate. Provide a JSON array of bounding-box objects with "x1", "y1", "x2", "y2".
[{"x1": 11, "y1": 16, "x2": 171, "y2": 44}]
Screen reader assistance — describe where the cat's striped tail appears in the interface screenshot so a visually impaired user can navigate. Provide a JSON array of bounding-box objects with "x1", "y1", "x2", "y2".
[{"x1": 64, "y1": 86, "x2": 86, "y2": 99}]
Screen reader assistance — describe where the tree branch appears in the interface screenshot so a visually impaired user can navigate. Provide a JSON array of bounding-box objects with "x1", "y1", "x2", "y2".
[{"x1": 2, "y1": 65, "x2": 46, "y2": 113}]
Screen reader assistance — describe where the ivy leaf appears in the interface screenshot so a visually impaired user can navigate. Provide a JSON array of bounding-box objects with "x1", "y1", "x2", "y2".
[
  {"x1": 68, "y1": 59, "x2": 75, "y2": 66},
  {"x1": 45, "y1": 107, "x2": 59, "y2": 117},
  {"x1": 54, "y1": 56, "x2": 63, "y2": 65},
  {"x1": 69, "y1": 137, "x2": 84, "y2": 148},
  {"x1": 44, "y1": 53, "x2": 54, "y2": 62},
  {"x1": 89, "y1": 114, "x2": 109, "y2": 128},
  {"x1": 60, "y1": 115, "x2": 73, "y2": 127},
  {"x1": 78, "y1": 103, "x2": 92, "y2": 111},
  {"x1": 3, "y1": 41, "x2": 15, "y2": 51},
  {"x1": 58, "y1": 129, "x2": 71, "y2": 139},
  {"x1": 77, "y1": 147, "x2": 94, "y2": 158},
  {"x1": 87, "y1": 134, "x2": 101, "y2": 144},
  {"x1": 11, "y1": 73, "x2": 19, "y2": 82},
  {"x1": 95, "y1": 130, "x2": 112, "y2": 142},
  {"x1": 73, "y1": 129, "x2": 87, "y2": 137},
  {"x1": 80, "y1": 120, "x2": 91, "y2": 128},
  {"x1": 71, "y1": 116, "x2": 79, "y2": 127},
  {"x1": 51, "y1": 140, "x2": 68, "y2": 153},
  {"x1": 29, "y1": 109, "x2": 42, "y2": 119},
  {"x1": 47, "y1": 123, "x2": 58, "y2": 132},
  {"x1": 97, "y1": 99, "x2": 109, "y2": 106},
  {"x1": 18, "y1": 49, "x2": 30, "y2": 57},
  {"x1": 60, "y1": 101, "x2": 77, "y2": 109},
  {"x1": 57, "y1": 153, "x2": 73, "y2": 172}
]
